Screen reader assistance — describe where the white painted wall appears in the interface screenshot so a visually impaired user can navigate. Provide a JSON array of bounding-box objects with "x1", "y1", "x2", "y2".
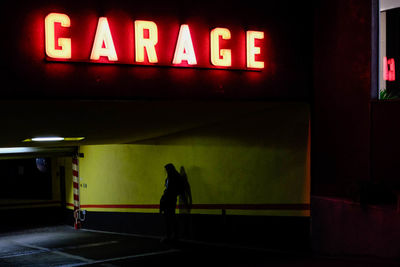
[{"x1": 380, "y1": 0, "x2": 400, "y2": 11}]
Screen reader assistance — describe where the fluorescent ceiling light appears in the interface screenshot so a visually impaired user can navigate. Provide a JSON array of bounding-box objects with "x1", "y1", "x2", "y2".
[
  {"x1": 23, "y1": 137, "x2": 85, "y2": 142},
  {"x1": 32, "y1": 137, "x2": 64, "y2": 142},
  {"x1": 0, "y1": 147, "x2": 37, "y2": 154},
  {"x1": 0, "y1": 147, "x2": 78, "y2": 156}
]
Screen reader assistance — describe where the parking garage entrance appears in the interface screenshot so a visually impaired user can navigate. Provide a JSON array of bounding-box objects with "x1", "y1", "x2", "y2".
[{"x1": 0, "y1": 148, "x2": 76, "y2": 232}]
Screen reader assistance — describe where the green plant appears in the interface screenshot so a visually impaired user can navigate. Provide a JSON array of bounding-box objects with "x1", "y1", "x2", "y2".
[{"x1": 379, "y1": 89, "x2": 398, "y2": 100}]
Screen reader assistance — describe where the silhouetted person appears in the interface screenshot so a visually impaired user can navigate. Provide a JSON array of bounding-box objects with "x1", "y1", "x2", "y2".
[{"x1": 160, "y1": 163, "x2": 183, "y2": 242}]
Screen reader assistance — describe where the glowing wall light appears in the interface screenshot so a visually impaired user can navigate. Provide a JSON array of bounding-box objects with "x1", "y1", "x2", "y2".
[
  {"x1": 246, "y1": 30, "x2": 264, "y2": 69},
  {"x1": 134, "y1": 20, "x2": 158, "y2": 63},
  {"x1": 210, "y1": 28, "x2": 232, "y2": 67},
  {"x1": 172, "y1": 24, "x2": 197, "y2": 65},
  {"x1": 90, "y1": 17, "x2": 118, "y2": 61},
  {"x1": 45, "y1": 13, "x2": 71, "y2": 59}
]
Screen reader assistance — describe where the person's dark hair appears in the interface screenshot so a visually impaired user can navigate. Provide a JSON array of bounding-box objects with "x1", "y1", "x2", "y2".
[{"x1": 165, "y1": 163, "x2": 180, "y2": 178}]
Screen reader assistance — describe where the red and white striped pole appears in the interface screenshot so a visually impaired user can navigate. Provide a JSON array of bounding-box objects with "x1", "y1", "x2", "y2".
[{"x1": 72, "y1": 156, "x2": 81, "y2": 229}]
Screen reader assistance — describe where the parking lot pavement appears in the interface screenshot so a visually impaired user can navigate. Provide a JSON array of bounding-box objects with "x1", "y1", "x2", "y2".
[
  {"x1": 0, "y1": 226, "x2": 398, "y2": 266},
  {"x1": 0, "y1": 225, "x2": 174, "y2": 266}
]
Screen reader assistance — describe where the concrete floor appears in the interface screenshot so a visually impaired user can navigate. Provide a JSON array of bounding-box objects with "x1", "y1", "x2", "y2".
[{"x1": 0, "y1": 225, "x2": 398, "y2": 266}]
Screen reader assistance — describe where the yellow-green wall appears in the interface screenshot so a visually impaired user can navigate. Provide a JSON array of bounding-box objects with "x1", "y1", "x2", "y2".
[{"x1": 67, "y1": 103, "x2": 310, "y2": 216}]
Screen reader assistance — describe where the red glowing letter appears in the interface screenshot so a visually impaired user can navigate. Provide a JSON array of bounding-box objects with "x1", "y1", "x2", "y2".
[
  {"x1": 135, "y1": 20, "x2": 158, "y2": 63},
  {"x1": 90, "y1": 17, "x2": 118, "y2": 61},
  {"x1": 383, "y1": 57, "x2": 396, "y2": 81},
  {"x1": 45, "y1": 13, "x2": 71, "y2": 59},
  {"x1": 172, "y1": 24, "x2": 197, "y2": 65},
  {"x1": 210, "y1": 28, "x2": 232, "y2": 67},
  {"x1": 246, "y1": 31, "x2": 264, "y2": 69}
]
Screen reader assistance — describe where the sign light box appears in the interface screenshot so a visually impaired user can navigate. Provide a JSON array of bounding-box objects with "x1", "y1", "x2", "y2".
[{"x1": 44, "y1": 13, "x2": 265, "y2": 70}]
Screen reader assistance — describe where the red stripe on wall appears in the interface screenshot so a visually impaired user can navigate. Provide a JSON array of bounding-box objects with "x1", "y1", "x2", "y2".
[
  {"x1": 81, "y1": 204, "x2": 160, "y2": 209},
  {"x1": 73, "y1": 182, "x2": 79, "y2": 189},
  {"x1": 66, "y1": 203, "x2": 310, "y2": 211},
  {"x1": 190, "y1": 203, "x2": 310, "y2": 210},
  {"x1": 72, "y1": 170, "x2": 79, "y2": 177},
  {"x1": 72, "y1": 158, "x2": 78, "y2": 165}
]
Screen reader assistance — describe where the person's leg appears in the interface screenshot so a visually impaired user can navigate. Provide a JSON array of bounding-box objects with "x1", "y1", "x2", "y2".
[
  {"x1": 164, "y1": 211, "x2": 172, "y2": 240},
  {"x1": 172, "y1": 211, "x2": 178, "y2": 240}
]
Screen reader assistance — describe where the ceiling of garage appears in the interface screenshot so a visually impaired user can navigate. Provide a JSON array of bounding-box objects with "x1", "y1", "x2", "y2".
[{"x1": 0, "y1": 100, "x2": 280, "y2": 150}]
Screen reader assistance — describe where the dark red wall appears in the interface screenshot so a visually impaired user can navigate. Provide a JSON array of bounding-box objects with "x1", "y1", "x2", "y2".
[
  {"x1": 0, "y1": 0, "x2": 313, "y2": 100},
  {"x1": 313, "y1": 0, "x2": 372, "y2": 197},
  {"x1": 371, "y1": 101, "x2": 400, "y2": 188}
]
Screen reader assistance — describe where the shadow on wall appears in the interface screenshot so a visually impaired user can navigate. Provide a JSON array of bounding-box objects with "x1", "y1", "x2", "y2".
[{"x1": 178, "y1": 166, "x2": 193, "y2": 238}]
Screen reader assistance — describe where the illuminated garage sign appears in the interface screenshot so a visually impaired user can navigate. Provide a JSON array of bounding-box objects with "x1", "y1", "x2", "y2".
[{"x1": 44, "y1": 13, "x2": 265, "y2": 70}]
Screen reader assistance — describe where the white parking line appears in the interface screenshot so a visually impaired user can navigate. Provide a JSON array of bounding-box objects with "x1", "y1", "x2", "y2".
[
  {"x1": 80, "y1": 228, "x2": 162, "y2": 240},
  {"x1": 60, "y1": 249, "x2": 180, "y2": 267},
  {"x1": 61, "y1": 240, "x2": 119, "y2": 250},
  {"x1": 12, "y1": 241, "x2": 95, "y2": 264},
  {"x1": 11, "y1": 236, "x2": 180, "y2": 267},
  {"x1": 0, "y1": 249, "x2": 45, "y2": 259}
]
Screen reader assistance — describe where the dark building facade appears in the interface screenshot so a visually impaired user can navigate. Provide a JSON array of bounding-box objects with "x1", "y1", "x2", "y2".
[{"x1": 0, "y1": 0, "x2": 399, "y2": 258}]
